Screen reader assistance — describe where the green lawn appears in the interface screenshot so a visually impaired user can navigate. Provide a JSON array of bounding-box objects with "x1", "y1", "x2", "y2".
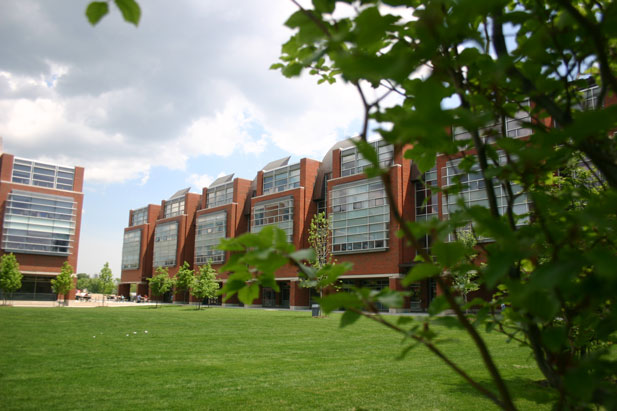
[{"x1": 0, "y1": 306, "x2": 554, "y2": 410}]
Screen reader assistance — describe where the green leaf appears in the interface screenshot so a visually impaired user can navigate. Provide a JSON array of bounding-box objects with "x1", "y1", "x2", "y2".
[
  {"x1": 114, "y1": 0, "x2": 141, "y2": 26},
  {"x1": 237, "y1": 283, "x2": 260, "y2": 306},
  {"x1": 541, "y1": 326, "x2": 567, "y2": 353},
  {"x1": 312, "y1": 0, "x2": 335, "y2": 14},
  {"x1": 431, "y1": 241, "x2": 466, "y2": 268},
  {"x1": 428, "y1": 295, "x2": 449, "y2": 316},
  {"x1": 354, "y1": 139, "x2": 379, "y2": 167},
  {"x1": 402, "y1": 263, "x2": 441, "y2": 286},
  {"x1": 377, "y1": 290, "x2": 403, "y2": 308},
  {"x1": 289, "y1": 249, "x2": 315, "y2": 263},
  {"x1": 404, "y1": 145, "x2": 437, "y2": 173},
  {"x1": 85, "y1": 2, "x2": 109, "y2": 25},
  {"x1": 340, "y1": 309, "x2": 361, "y2": 328},
  {"x1": 282, "y1": 63, "x2": 304, "y2": 78},
  {"x1": 318, "y1": 292, "x2": 362, "y2": 314}
]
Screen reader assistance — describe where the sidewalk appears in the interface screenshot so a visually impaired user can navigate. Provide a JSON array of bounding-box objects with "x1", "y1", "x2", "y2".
[{"x1": 4, "y1": 300, "x2": 153, "y2": 308}]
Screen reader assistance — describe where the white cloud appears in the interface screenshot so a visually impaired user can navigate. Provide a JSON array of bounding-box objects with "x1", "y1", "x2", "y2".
[
  {"x1": 0, "y1": 0, "x2": 364, "y2": 185},
  {"x1": 187, "y1": 173, "x2": 214, "y2": 189}
]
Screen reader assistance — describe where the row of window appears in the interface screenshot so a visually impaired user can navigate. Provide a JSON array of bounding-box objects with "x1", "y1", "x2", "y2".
[
  {"x1": 263, "y1": 164, "x2": 300, "y2": 195},
  {"x1": 11, "y1": 158, "x2": 75, "y2": 191},
  {"x1": 153, "y1": 222, "x2": 178, "y2": 267},
  {"x1": 330, "y1": 179, "x2": 390, "y2": 253},
  {"x1": 206, "y1": 183, "x2": 234, "y2": 209},
  {"x1": 251, "y1": 197, "x2": 294, "y2": 243},
  {"x1": 131, "y1": 207, "x2": 148, "y2": 226},
  {"x1": 195, "y1": 212, "x2": 226, "y2": 264},
  {"x1": 121, "y1": 230, "x2": 141, "y2": 270},
  {"x1": 1, "y1": 190, "x2": 76, "y2": 256},
  {"x1": 341, "y1": 141, "x2": 394, "y2": 177},
  {"x1": 164, "y1": 198, "x2": 185, "y2": 218}
]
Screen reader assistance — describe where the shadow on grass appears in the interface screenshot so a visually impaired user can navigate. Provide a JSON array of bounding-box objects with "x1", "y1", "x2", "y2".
[{"x1": 446, "y1": 376, "x2": 556, "y2": 407}]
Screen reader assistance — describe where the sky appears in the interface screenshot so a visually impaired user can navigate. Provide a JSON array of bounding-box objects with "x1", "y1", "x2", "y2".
[{"x1": 0, "y1": 0, "x2": 366, "y2": 277}]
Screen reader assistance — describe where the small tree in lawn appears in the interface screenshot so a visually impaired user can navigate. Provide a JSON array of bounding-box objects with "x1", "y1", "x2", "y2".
[
  {"x1": 302, "y1": 211, "x2": 336, "y2": 316},
  {"x1": 51, "y1": 262, "x2": 75, "y2": 306},
  {"x1": 147, "y1": 267, "x2": 174, "y2": 308},
  {"x1": 450, "y1": 229, "x2": 480, "y2": 309},
  {"x1": 191, "y1": 261, "x2": 219, "y2": 310},
  {"x1": 174, "y1": 261, "x2": 194, "y2": 304},
  {"x1": 0, "y1": 253, "x2": 22, "y2": 305},
  {"x1": 99, "y1": 262, "x2": 115, "y2": 305}
]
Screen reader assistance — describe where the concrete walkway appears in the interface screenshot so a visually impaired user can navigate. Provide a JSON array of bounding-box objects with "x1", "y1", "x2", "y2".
[{"x1": 3, "y1": 300, "x2": 153, "y2": 308}]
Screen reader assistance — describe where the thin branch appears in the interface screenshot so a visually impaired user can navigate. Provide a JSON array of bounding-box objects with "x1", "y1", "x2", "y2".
[{"x1": 349, "y1": 308, "x2": 508, "y2": 409}]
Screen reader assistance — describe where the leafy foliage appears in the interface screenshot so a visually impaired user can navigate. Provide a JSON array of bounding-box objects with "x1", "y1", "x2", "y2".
[
  {"x1": 99, "y1": 262, "x2": 116, "y2": 296},
  {"x1": 147, "y1": 267, "x2": 174, "y2": 308},
  {"x1": 86, "y1": 0, "x2": 141, "y2": 26},
  {"x1": 51, "y1": 262, "x2": 75, "y2": 305},
  {"x1": 0, "y1": 253, "x2": 22, "y2": 304},
  {"x1": 268, "y1": 1, "x2": 617, "y2": 409},
  {"x1": 190, "y1": 261, "x2": 220, "y2": 309}
]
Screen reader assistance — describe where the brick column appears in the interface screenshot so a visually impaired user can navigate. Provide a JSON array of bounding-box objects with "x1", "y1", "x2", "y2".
[
  {"x1": 118, "y1": 283, "x2": 131, "y2": 299},
  {"x1": 290, "y1": 280, "x2": 309, "y2": 310},
  {"x1": 137, "y1": 282, "x2": 149, "y2": 299}
]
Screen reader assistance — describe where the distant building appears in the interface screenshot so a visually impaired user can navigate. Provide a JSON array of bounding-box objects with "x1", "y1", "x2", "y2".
[{"x1": 0, "y1": 150, "x2": 84, "y2": 301}]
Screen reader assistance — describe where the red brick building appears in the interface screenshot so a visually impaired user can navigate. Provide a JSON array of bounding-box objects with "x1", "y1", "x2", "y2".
[
  {"x1": 122, "y1": 73, "x2": 610, "y2": 312},
  {"x1": 0, "y1": 151, "x2": 84, "y2": 301}
]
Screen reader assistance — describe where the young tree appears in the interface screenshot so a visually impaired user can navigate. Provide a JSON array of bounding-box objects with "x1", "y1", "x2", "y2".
[
  {"x1": 174, "y1": 261, "x2": 194, "y2": 304},
  {"x1": 99, "y1": 262, "x2": 116, "y2": 296},
  {"x1": 147, "y1": 267, "x2": 174, "y2": 308},
  {"x1": 450, "y1": 229, "x2": 480, "y2": 309},
  {"x1": 0, "y1": 253, "x2": 22, "y2": 305},
  {"x1": 51, "y1": 262, "x2": 75, "y2": 306},
  {"x1": 190, "y1": 261, "x2": 220, "y2": 310},
  {"x1": 302, "y1": 212, "x2": 336, "y2": 316}
]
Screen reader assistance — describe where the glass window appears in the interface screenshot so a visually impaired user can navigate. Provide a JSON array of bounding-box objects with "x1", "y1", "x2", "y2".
[
  {"x1": 330, "y1": 178, "x2": 390, "y2": 253},
  {"x1": 441, "y1": 153, "x2": 531, "y2": 240},
  {"x1": 340, "y1": 140, "x2": 394, "y2": 177},
  {"x1": 453, "y1": 100, "x2": 531, "y2": 141},
  {"x1": 131, "y1": 207, "x2": 148, "y2": 226},
  {"x1": 262, "y1": 164, "x2": 301, "y2": 195},
  {"x1": 415, "y1": 166, "x2": 438, "y2": 255},
  {"x1": 153, "y1": 222, "x2": 178, "y2": 267},
  {"x1": 11, "y1": 158, "x2": 75, "y2": 190},
  {"x1": 164, "y1": 198, "x2": 185, "y2": 218},
  {"x1": 195, "y1": 211, "x2": 227, "y2": 264},
  {"x1": 206, "y1": 182, "x2": 234, "y2": 208},
  {"x1": 251, "y1": 197, "x2": 294, "y2": 242},
  {"x1": 578, "y1": 85, "x2": 601, "y2": 110},
  {"x1": 1, "y1": 190, "x2": 76, "y2": 255},
  {"x1": 121, "y1": 229, "x2": 141, "y2": 270}
]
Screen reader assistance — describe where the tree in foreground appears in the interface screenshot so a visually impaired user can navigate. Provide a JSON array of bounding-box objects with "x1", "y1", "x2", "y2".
[
  {"x1": 174, "y1": 261, "x2": 194, "y2": 304},
  {"x1": 51, "y1": 262, "x2": 75, "y2": 306},
  {"x1": 147, "y1": 267, "x2": 174, "y2": 308},
  {"x1": 190, "y1": 261, "x2": 220, "y2": 310},
  {"x1": 222, "y1": 1, "x2": 617, "y2": 409},
  {"x1": 0, "y1": 253, "x2": 22, "y2": 305}
]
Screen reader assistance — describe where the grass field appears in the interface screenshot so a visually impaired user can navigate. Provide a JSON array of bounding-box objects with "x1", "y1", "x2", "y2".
[{"x1": 0, "y1": 306, "x2": 555, "y2": 410}]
